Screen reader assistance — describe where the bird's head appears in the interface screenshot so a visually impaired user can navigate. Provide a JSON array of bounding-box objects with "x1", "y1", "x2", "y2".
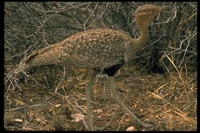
[{"x1": 135, "y1": 4, "x2": 166, "y2": 24}]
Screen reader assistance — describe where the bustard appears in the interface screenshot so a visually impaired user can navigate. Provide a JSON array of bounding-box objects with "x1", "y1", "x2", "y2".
[{"x1": 13, "y1": 4, "x2": 166, "y2": 130}]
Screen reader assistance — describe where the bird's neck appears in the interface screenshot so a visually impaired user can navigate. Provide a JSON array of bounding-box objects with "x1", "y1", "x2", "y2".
[{"x1": 135, "y1": 20, "x2": 149, "y2": 47}]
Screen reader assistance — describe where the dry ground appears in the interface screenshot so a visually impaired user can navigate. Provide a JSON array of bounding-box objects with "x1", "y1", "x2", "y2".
[{"x1": 4, "y1": 62, "x2": 197, "y2": 131}]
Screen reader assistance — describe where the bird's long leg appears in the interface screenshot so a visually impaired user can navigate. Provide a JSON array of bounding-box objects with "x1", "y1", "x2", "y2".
[
  {"x1": 108, "y1": 76, "x2": 153, "y2": 128},
  {"x1": 85, "y1": 70, "x2": 98, "y2": 131}
]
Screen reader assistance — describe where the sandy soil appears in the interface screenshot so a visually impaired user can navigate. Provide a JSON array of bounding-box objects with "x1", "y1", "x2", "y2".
[{"x1": 4, "y1": 62, "x2": 197, "y2": 131}]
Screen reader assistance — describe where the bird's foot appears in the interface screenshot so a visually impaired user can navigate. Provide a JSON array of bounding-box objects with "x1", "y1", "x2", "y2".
[{"x1": 140, "y1": 122, "x2": 158, "y2": 131}]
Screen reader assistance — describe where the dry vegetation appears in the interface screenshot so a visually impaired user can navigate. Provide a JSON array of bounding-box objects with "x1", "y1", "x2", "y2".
[{"x1": 4, "y1": 2, "x2": 197, "y2": 131}]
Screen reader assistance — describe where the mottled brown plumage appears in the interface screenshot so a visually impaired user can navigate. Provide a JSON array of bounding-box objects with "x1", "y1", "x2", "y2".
[
  {"x1": 15, "y1": 29, "x2": 138, "y2": 74},
  {"x1": 14, "y1": 4, "x2": 166, "y2": 130}
]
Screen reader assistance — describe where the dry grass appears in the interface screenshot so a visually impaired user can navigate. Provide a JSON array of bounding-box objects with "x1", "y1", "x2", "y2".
[{"x1": 4, "y1": 62, "x2": 197, "y2": 131}]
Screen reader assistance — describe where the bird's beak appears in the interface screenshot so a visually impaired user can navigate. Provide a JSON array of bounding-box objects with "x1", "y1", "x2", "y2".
[{"x1": 160, "y1": 6, "x2": 169, "y2": 11}]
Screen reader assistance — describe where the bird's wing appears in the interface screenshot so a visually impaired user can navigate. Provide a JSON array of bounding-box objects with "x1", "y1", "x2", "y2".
[{"x1": 58, "y1": 29, "x2": 132, "y2": 69}]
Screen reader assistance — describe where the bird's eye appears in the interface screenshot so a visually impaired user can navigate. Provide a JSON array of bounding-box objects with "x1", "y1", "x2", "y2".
[{"x1": 145, "y1": 9, "x2": 151, "y2": 14}]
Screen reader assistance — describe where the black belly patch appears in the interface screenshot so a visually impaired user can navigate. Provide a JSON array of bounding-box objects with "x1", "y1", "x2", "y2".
[{"x1": 95, "y1": 61, "x2": 125, "y2": 76}]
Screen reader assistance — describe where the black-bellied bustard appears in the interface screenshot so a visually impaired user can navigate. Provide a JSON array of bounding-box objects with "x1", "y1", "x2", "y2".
[{"x1": 13, "y1": 4, "x2": 166, "y2": 131}]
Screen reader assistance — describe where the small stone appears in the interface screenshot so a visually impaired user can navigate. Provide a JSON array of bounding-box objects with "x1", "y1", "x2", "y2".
[
  {"x1": 126, "y1": 126, "x2": 137, "y2": 131},
  {"x1": 55, "y1": 104, "x2": 61, "y2": 107},
  {"x1": 14, "y1": 119, "x2": 23, "y2": 123}
]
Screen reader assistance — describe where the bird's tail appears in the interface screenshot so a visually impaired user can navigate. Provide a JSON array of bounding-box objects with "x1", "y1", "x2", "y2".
[
  {"x1": 13, "y1": 43, "x2": 61, "y2": 76},
  {"x1": 14, "y1": 62, "x2": 30, "y2": 74}
]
